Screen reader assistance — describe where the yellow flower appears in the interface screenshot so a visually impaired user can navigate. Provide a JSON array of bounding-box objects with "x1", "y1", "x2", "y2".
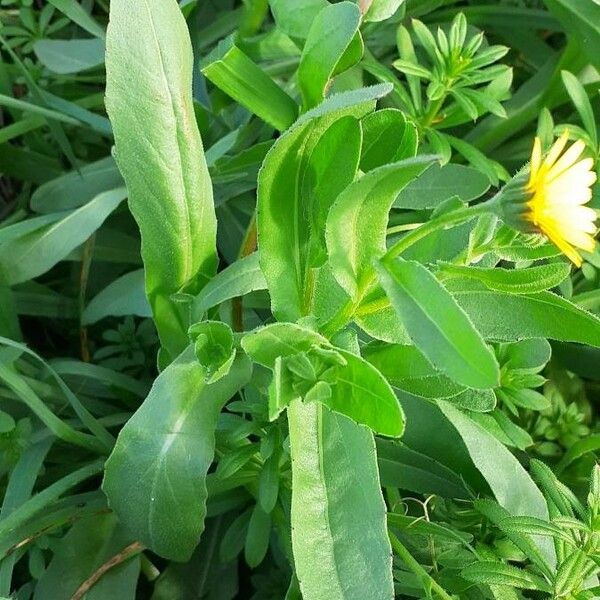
[{"x1": 525, "y1": 131, "x2": 597, "y2": 266}]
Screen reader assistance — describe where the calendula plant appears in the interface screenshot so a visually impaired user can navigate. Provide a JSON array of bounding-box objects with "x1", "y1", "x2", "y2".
[{"x1": 2, "y1": 0, "x2": 600, "y2": 599}]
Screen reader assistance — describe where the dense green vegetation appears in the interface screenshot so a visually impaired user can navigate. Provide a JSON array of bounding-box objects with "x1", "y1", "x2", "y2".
[{"x1": 2, "y1": 0, "x2": 600, "y2": 598}]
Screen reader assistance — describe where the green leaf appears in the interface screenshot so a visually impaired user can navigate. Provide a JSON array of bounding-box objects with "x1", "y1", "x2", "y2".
[
  {"x1": 439, "y1": 402, "x2": 554, "y2": 564},
  {"x1": 287, "y1": 400, "x2": 394, "y2": 600},
  {"x1": 46, "y1": 0, "x2": 106, "y2": 38},
  {"x1": 269, "y1": 0, "x2": 328, "y2": 39},
  {"x1": 561, "y1": 70, "x2": 598, "y2": 146},
  {"x1": 33, "y1": 38, "x2": 105, "y2": 74},
  {"x1": 439, "y1": 262, "x2": 570, "y2": 294},
  {"x1": 450, "y1": 388, "x2": 497, "y2": 412},
  {"x1": 377, "y1": 258, "x2": 500, "y2": 389},
  {"x1": 298, "y1": 2, "x2": 361, "y2": 110},
  {"x1": 103, "y1": 347, "x2": 251, "y2": 560},
  {"x1": 245, "y1": 504, "x2": 271, "y2": 568},
  {"x1": 258, "y1": 102, "x2": 366, "y2": 321},
  {"x1": 453, "y1": 288, "x2": 600, "y2": 346},
  {"x1": 268, "y1": 356, "x2": 300, "y2": 420},
  {"x1": 30, "y1": 156, "x2": 122, "y2": 214},
  {"x1": 556, "y1": 434, "x2": 600, "y2": 475},
  {"x1": 360, "y1": 0, "x2": 404, "y2": 22},
  {"x1": 192, "y1": 253, "x2": 267, "y2": 317},
  {"x1": 500, "y1": 338, "x2": 551, "y2": 372},
  {"x1": 258, "y1": 453, "x2": 280, "y2": 513},
  {"x1": 360, "y1": 108, "x2": 418, "y2": 172},
  {"x1": 545, "y1": 0, "x2": 600, "y2": 73},
  {"x1": 106, "y1": 0, "x2": 218, "y2": 361},
  {"x1": 320, "y1": 347, "x2": 405, "y2": 437},
  {"x1": 377, "y1": 440, "x2": 470, "y2": 498},
  {"x1": 33, "y1": 513, "x2": 140, "y2": 600},
  {"x1": 220, "y1": 508, "x2": 252, "y2": 562},
  {"x1": 0, "y1": 188, "x2": 126, "y2": 285},
  {"x1": 201, "y1": 37, "x2": 298, "y2": 131},
  {"x1": 363, "y1": 342, "x2": 466, "y2": 399},
  {"x1": 470, "y1": 411, "x2": 533, "y2": 450},
  {"x1": 394, "y1": 163, "x2": 490, "y2": 209},
  {"x1": 499, "y1": 516, "x2": 574, "y2": 545},
  {"x1": 188, "y1": 321, "x2": 236, "y2": 383},
  {"x1": 461, "y1": 561, "x2": 551, "y2": 592},
  {"x1": 554, "y1": 550, "x2": 589, "y2": 596},
  {"x1": 82, "y1": 270, "x2": 151, "y2": 325},
  {"x1": 475, "y1": 499, "x2": 553, "y2": 577},
  {"x1": 152, "y1": 517, "x2": 237, "y2": 600},
  {"x1": 241, "y1": 322, "x2": 327, "y2": 368},
  {"x1": 326, "y1": 157, "x2": 434, "y2": 302}
]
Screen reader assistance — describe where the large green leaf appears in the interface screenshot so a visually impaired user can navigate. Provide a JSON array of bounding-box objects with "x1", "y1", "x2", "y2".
[
  {"x1": 288, "y1": 400, "x2": 394, "y2": 600},
  {"x1": 298, "y1": 2, "x2": 361, "y2": 110},
  {"x1": 103, "y1": 347, "x2": 251, "y2": 561},
  {"x1": 106, "y1": 0, "x2": 217, "y2": 361},
  {"x1": 439, "y1": 401, "x2": 554, "y2": 565},
  {"x1": 258, "y1": 92, "x2": 379, "y2": 320},
  {"x1": 326, "y1": 157, "x2": 434, "y2": 302},
  {"x1": 454, "y1": 288, "x2": 600, "y2": 346},
  {"x1": 376, "y1": 258, "x2": 500, "y2": 389}
]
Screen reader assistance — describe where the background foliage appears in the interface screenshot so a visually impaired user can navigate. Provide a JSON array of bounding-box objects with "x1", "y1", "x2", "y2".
[{"x1": 2, "y1": 0, "x2": 600, "y2": 598}]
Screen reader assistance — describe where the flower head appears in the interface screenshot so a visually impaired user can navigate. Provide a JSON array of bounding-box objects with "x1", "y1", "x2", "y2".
[{"x1": 522, "y1": 132, "x2": 597, "y2": 266}]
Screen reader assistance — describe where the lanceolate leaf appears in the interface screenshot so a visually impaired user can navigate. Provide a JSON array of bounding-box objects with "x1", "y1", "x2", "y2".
[
  {"x1": 192, "y1": 253, "x2": 267, "y2": 317},
  {"x1": 376, "y1": 258, "x2": 500, "y2": 389},
  {"x1": 103, "y1": 347, "x2": 252, "y2": 561},
  {"x1": 0, "y1": 188, "x2": 126, "y2": 285},
  {"x1": 106, "y1": 0, "x2": 217, "y2": 361},
  {"x1": 439, "y1": 401, "x2": 554, "y2": 564},
  {"x1": 454, "y1": 288, "x2": 600, "y2": 346},
  {"x1": 288, "y1": 400, "x2": 394, "y2": 600},
  {"x1": 258, "y1": 90, "x2": 384, "y2": 321},
  {"x1": 201, "y1": 38, "x2": 298, "y2": 131},
  {"x1": 326, "y1": 157, "x2": 435, "y2": 302},
  {"x1": 439, "y1": 262, "x2": 570, "y2": 294},
  {"x1": 82, "y1": 269, "x2": 150, "y2": 324},
  {"x1": 298, "y1": 2, "x2": 362, "y2": 110}
]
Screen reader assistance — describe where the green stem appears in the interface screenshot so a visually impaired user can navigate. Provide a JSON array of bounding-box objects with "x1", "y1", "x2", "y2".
[
  {"x1": 421, "y1": 94, "x2": 447, "y2": 129},
  {"x1": 389, "y1": 533, "x2": 455, "y2": 600}
]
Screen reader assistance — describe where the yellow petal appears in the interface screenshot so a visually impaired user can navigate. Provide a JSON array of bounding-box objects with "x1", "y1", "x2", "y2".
[
  {"x1": 542, "y1": 130, "x2": 570, "y2": 171},
  {"x1": 547, "y1": 139, "x2": 586, "y2": 180},
  {"x1": 529, "y1": 137, "x2": 542, "y2": 180},
  {"x1": 540, "y1": 222, "x2": 583, "y2": 266}
]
